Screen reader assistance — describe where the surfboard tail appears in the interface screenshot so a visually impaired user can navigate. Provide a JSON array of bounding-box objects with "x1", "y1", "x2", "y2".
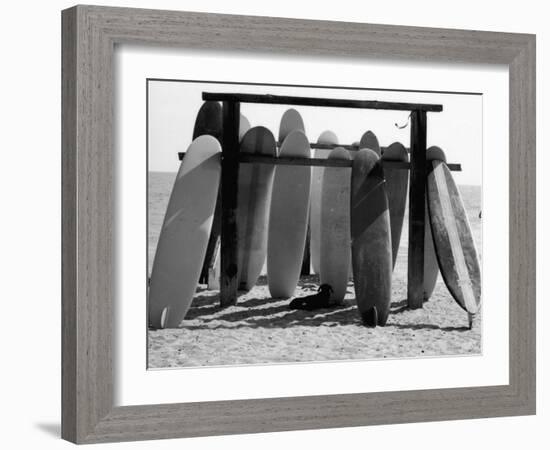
[{"x1": 361, "y1": 306, "x2": 378, "y2": 328}]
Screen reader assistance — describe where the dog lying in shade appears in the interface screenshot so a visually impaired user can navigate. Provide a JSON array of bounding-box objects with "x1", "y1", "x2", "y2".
[{"x1": 288, "y1": 284, "x2": 335, "y2": 310}]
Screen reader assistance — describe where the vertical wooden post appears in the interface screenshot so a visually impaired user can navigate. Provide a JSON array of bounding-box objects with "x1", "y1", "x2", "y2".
[
  {"x1": 407, "y1": 110, "x2": 427, "y2": 309},
  {"x1": 220, "y1": 101, "x2": 240, "y2": 307}
]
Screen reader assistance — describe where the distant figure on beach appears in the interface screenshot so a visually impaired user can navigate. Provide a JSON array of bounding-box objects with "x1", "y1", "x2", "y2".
[
  {"x1": 479, "y1": 210, "x2": 482, "y2": 219},
  {"x1": 289, "y1": 284, "x2": 334, "y2": 311}
]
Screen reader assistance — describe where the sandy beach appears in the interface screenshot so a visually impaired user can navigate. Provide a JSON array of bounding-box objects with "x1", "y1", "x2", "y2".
[{"x1": 147, "y1": 172, "x2": 482, "y2": 369}]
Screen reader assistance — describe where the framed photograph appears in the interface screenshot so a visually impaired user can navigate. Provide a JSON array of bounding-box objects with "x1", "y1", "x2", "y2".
[{"x1": 62, "y1": 5, "x2": 535, "y2": 444}]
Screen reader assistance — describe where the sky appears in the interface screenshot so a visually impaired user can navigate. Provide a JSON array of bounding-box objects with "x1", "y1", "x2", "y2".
[{"x1": 148, "y1": 80, "x2": 482, "y2": 186}]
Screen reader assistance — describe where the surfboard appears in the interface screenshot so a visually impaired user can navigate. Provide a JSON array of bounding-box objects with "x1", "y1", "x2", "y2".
[
  {"x1": 381, "y1": 142, "x2": 408, "y2": 269},
  {"x1": 351, "y1": 149, "x2": 393, "y2": 326},
  {"x1": 427, "y1": 157, "x2": 481, "y2": 315},
  {"x1": 237, "y1": 126, "x2": 277, "y2": 291},
  {"x1": 279, "y1": 108, "x2": 305, "y2": 143},
  {"x1": 319, "y1": 147, "x2": 352, "y2": 303},
  {"x1": 239, "y1": 114, "x2": 251, "y2": 140},
  {"x1": 278, "y1": 109, "x2": 311, "y2": 275},
  {"x1": 423, "y1": 198, "x2": 438, "y2": 301},
  {"x1": 359, "y1": 130, "x2": 381, "y2": 156},
  {"x1": 423, "y1": 146, "x2": 446, "y2": 300},
  {"x1": 192, "y1": 101, "x2": 222, "y2": 141},
  {"x1": 207, "y1": 241, "x2": 221, "y2": 291},
  {"x1": 148, "y1": 135, "x2": 222, "y2": 329},
  {"x1": 267, "y1": 130, "x2": 311, "y2": 298},
  {"x1": 194, "y1": 102, "x2": 222, "y2": 284},
  {"x1": 310, "y1": 130, "x2": 339, "y2": 274},
  {"x1": 199, "y1": 113, "x2": 251, "y2": 285}
]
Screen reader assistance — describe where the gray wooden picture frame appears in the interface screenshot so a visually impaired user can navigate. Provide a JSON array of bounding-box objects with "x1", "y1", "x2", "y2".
[{"x1": 61, "y1": 5, "x2": 536, "y2": 444}]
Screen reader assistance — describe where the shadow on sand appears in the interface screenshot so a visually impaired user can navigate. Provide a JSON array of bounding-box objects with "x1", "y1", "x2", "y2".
[
  {"x1": 184, "y1": 292, "x2": 361, "y2": 329},
  {"x1": 177, "y1": 277, "x2": 469, "y2": 333},
  {"x1": 389, "y1": 322, "x2": 471, "y2": 332}
]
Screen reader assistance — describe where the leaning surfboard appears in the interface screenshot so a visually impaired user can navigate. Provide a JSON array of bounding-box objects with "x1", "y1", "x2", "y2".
[
  {"x1": 320, "y1": 147, "x2": 352, "y2": 303},
  {"x1": 351, "y1": 149, "x2": 392, "y2": 326},
  {"x1": 148, "y1": 135, "x2": 222, "y2": 329},
  {"x1": 427, "y1": 158, "x2": 481, "y2": 314},
  {"x1": 267, "y1": 130, "x2": 311, "y2": 298},
  {"x1": 381, "y1": 142, "x2": 408, "y2": 269},
  {"x1": 237, "y1": 127, "x2": 277, "y2": 291},
  {"x1": 423, "y1": 146, "x2": 447, "y2": 300},
  {"x1": 310, "y1": 130, "x2": 339, "y2": 274}
]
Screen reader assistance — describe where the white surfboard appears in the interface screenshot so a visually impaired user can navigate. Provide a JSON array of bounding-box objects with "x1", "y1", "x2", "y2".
[
  {"x1": 267, "y1": 130, "x2": 311, "y2": 298},
  {"x1": 320, "y1": 147, "x2": 352, "y2": 303},
  {"x1": 278, "y1": 109, "x2": 310, "y2": 275},
  {"x1": 310, "y1": 130, "x2": 339, "y2": 274},
  {"x1": 237, "y1": 127, "x2": 277, "y2": 291},
  {"x1": 148, "y1": 135, "x2": 222, "y2": 329}
]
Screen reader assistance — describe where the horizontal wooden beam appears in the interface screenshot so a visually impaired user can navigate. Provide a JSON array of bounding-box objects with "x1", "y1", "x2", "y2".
[
  {"x1": 241, "y1": 154, "x2": 353, "y2": 168},
  {"x1": 177, "y1": 142, "x2": 394, "y2": 158},
  {"x1": 238, "y1": 154, "x2": 461, "y2": 171},
  {"x1": 180, "y1": 142, "x2": 418, "y2": 153},
  {"x1": 202, "y1": 92, "x2": 443, "y2": 112},
  {"x1": 179, "y1": 141, "x2": 376, "y2": 155},
  {"x1": 311, "y1": 142, "x2": 360, "y2": 151},
  {"x1": 176, "y1": 152, "x2": 461, "y2": 171},
  {"x1": 288, "y1": 142, "x2": 383, "y2": 152}
]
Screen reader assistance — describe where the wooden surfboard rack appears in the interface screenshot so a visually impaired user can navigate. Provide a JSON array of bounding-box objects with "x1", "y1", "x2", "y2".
[{"x1": 196, "y1": 92, "x2": 452, "y2": 310}]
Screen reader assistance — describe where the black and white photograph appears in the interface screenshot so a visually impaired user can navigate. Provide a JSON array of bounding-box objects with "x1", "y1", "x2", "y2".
[
  {"x1": 146, "y1": 80, "x2": 482, "y2": 368},
  {"x1": 1, "y1": 0, "x2": 543, "y2": 447}
]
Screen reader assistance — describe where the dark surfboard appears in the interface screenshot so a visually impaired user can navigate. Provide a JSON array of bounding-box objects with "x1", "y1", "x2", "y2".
[
  {"x1": 193, "y1": 101, "x2": 222, "y2": 141},
  {"x1": 195, "y1": 102, "x2": 250, "y2": 284},
  {"x1": 381, "y1": 142, "x2": 408, "y2": 269},
  {"x1": 194, "y1": 102, "x2": 223, "y2": 284},
  {"x1": 359, "y1": 130, "x2": 381, "y2": 156},
  {"x1": 237, "y1": 127, "x2": 277, "y2": 291},
  {"x1": 351, "y1": 149, "x2": 393, "y2": 326}
]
